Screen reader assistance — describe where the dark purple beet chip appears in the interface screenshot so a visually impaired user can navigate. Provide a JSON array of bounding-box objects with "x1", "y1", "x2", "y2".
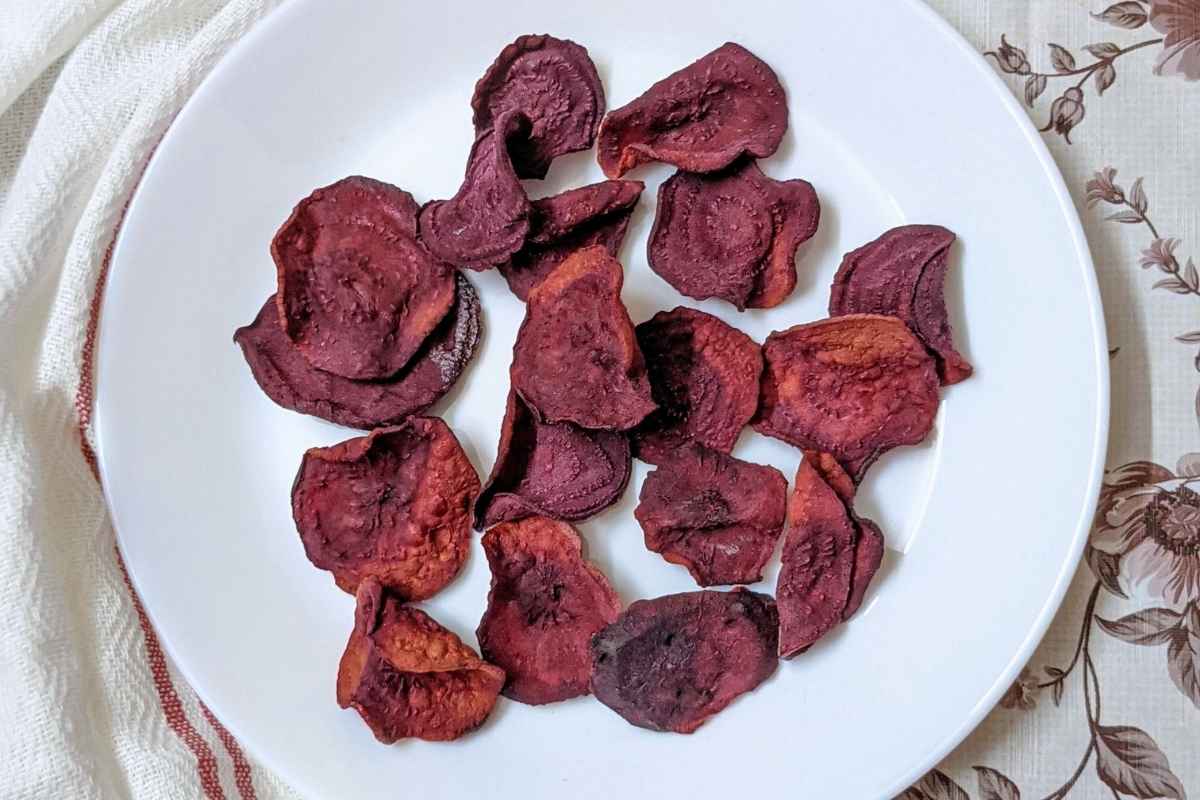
[
  {"x1": 631, "y1": 306, "x2": 762, "y2": 464},
  {"x1": 648, "y1": 159, "x2": 819, "y2": 310},
  {"x1": 590, "y1": 589, "x2": 778, "y2": 733},
  {"x1": 234, "y1": 274, "x2": 480, "y2": 429},
  {"x1": 500, "y1": 180, "x2": 644, "y2": 301},
  {"x1": 829, "y1": 225, "x2": 972, "y2": 385},
  {"x1": 511, "y1": 245, "x2": 656, "y2": 431},
  {"x1": 752, "y1": 315, "x2": 940, "y2": 482},
  {"x1": 776, "y1": 455, "x2": 857, "y2": 658},
  {"x1": 471, "y1": 34, "x2": 605, "y2": 180},
  {"x1": 419, "y1": 111, "x2": 532, "y2": 270},
  {"x1": 291, "y1": 418, "x2": 479, "y2": 598},
  {"x1": 634, "y1": 443, "x2": 786, "y2": 587},
  {"x1": 477, "y1": 516, "x2": 621, "y2": 705},
  {"x1": 273, "y1": 176, "x2": 456, "y2": 380},
  {"x1": 474, "y1": 391, "x2": 631, "y2": 529},
  {"x1": 597, "y1": 42, "x2": 787, "y2": 178}
]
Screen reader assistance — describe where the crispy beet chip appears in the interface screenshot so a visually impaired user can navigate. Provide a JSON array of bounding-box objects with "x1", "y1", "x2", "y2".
[
  {"x1": 776, "y1": 456, "x2": 858, "y2": 657},
  {"x1": 631, "y1": 306, "x2": 762, "y2": 464},
  {"x1": 753, "y1": 315, "x2": 940, "y2": 481},
  {"x1": 590, "y1": 589, "x2": 778, "y2": 733},
  {"x1": 474, "y1": 391, "x2": 631, "y2": 529},
  {"x1": 597, "y1": 43, "x2": 787, "y2": 179},
  {"x1": 829, "y1": 225, "x2": 972, "y2": 385},
  {"x1": 338, "y1": 578, "x2": 504, "y2": 742},
  {"x1": 419, "y1": 111, "x2": 532, "y2": 269},
  {"x1": 234, "y1": 274, "x2": 480, "y2": 429},
  {"x1": 635, "y1": 443, "x2": 786, "y2": 586},
  {"x1": 648, "y1": 160, "x2": 819, "y2": 310},
  {"x1": 273, "y1": 176, "x2": 456, "y2": 380},
  {"x1": 500, "y1": 180, "x2": 644, "y2": 301},
  {"x1": 477, "y1": 517, "x2": 621, "y2": 705},
  {"x1": 472, "y1": 34, "x2": 605, "y2": 179},
  {"x1": 292, "y1": 418, "x2": 479, "y2": 597},
  {"x1": 511, "y1": 245, "x2": 656, "y2": 430},
  {"x1": 799, "y1": 451, "x2": 885, "y2": 621}
]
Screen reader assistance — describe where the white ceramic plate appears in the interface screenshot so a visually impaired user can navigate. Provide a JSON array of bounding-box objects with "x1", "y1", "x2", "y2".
[{"x1": 95, "y1": 1, "x2": 1108, "y2": 798}]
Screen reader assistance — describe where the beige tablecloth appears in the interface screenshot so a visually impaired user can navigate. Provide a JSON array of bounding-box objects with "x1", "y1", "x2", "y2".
[{"x1": 0, "y1": 1, "x2": 1196, "y2": 798}]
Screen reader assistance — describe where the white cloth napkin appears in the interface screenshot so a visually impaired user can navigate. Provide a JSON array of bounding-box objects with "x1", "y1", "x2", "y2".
[{"x1": 0, "y1": 2, "x2": 295, "y2": 797}]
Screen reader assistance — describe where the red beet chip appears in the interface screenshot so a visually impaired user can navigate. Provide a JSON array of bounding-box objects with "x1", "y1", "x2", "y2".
[
  {"x1": 337, "y1": 578, "x2": 504, "y2": 743},
  {"x1": 291, "y1": 418, "x2": 479, "y2": 598},
  {"x1": 472, "y1": 34, "x2": 605, "y2": 180},
  {"x1": 753, "y1": 315, "x2": 940, "y2": 481},
  {"x1": 648, "y1": 160, "x2": 819, "y2": 310},
  {"x1": 511, "y1": 245, "x2": 656, "y2": 430},
  {"x1": 273, "y1": 176, "x2": 456, "y2": 380},
  {"x1": 234, "y1": 274, "x2": 480, "y2": 429},
  {"x1": 829, "y1": 225, "x2": 972, "y2": 385},
  {"x1": 474, "y1": 391, "x2": 631, "y2": 529},
  {"x1": 476, "y1": 517, "x2": 621, "y2": 705},
  {"x1": 597, "y1": 42, "x2": 787, "y2": 179},
  {"x1": 500, "y1": 180, "x2": 644, "y2": 301},
  {"x1": 590, "y1": 589, "x2": 778, "y2": 733},
  {"x1": 800, "y1": 452, "x2": 885, "y2": 621},
  {"x1": 635, "y1": 443, "x2": 786, "y2": 587},
  {"x1": 419, "y1": 111, "x2": 532, "y2": 270},
  {"x1": 631, "y1": 306, "x2": 763, "y2": 464}
]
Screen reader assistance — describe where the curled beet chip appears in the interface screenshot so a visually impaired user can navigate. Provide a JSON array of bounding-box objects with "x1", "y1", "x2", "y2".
[
  {"x1": 829, "y1": 225, "x2": 972, "y2": 385},
  {"x1": 477, "y1": 517, "x2": 621, "y2": 705},
  {"x1": 776, "y1": 455, "x2": 858, "y2": 658},
  {"x1": 338, "y1": 578, "x2": 505, "y2": 743},
  {"x1": 635, "y1": 443, "x2": 786, "y2": 587},
  {"x1": 631, "y1": 306, "x2": 762, "y2": 464},
  {"x1": 590, "y1": 589, "x2": 778, "y2": 733},
  {"x1": 292, "y1": 418, "x2": 479, "y2": 598},
  {"x1": 799, "y1": 452, "x2": 885, "y2": 621},
  {"x1": 500, "y1": 180, "x2": 644, "y2": 301},
  {"x1": 273, "y1": 176, "x2": 456, "y2": 380},
  {"x1": 648, "y1": 160, "x2": 819, "y2": 310},
  {"x1": 511, "y1": 245, "x2": 656, "y2": 430},
  {"x1": 597, "y1": 42, "x2": 787, "y2": 178},
  {"x1": 474, "y1": 391, "x2": 631, "y2": 529},
  {"x1": 472, "y1": 34, "x2": 605, "y2": 179},
  {"x1": 753, "y1": 315, "x2": 940, "y2": 481},
  {"x1": 419, "y1": 112, "x2": 532, "y2": 270},
  {"x1": 234, "y1": 274, "x2": 480, "y2": 429}
]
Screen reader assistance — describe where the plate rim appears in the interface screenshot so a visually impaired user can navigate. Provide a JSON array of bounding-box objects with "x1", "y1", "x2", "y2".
[{"x1": 92, "y1": 0, "x2": 1111, "y2": 796}]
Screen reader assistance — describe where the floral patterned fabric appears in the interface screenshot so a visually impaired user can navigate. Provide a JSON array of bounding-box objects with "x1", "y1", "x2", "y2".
[{"x1": 902, "y1": 2, "x2": 1200, "y2": 798}]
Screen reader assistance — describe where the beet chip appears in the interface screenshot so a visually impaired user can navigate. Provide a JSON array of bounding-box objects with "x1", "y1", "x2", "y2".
[
  {"x1": 511, "y1": 245, "x2": 656, "y2": 430},
  {"x1": 590, "y1": 589, "x2": 778, "y2": 733},
  {"x1": 474, "y1": 391, "x2": 631, "y2": 529},
  {"x1": 477, "y1": 517, "x2": 621, "y2": 705},
  {"x1": 338, "y1": 578, "x2": 504, "y2": 743},
  {"x1": 234, "y1": 274, "x2": 480, "y2": 429},
  {"x1": 797, "y1": 451, "x2": 885, "y2": 622},
  {"x1": 500, "y1": 180, "x2": 643, "y2": 301},
  {"x1": 648, "y1": 160, "x2": 819, "y2": 310},
  {"x1": 635, "y1": 443, "x2": 786, "y2": 586},
  {"x1": 829, "y1": 225, "x2": 972, "y2": 385},
  {"x1": 273, "y1": 176, "x2": 456, "y2": 380},
  {"x1": 631, "y1": 306, "x2": 763, "y2": 464},
  {"x1": 292, "y1": 418, "x2": 479, "y2": 598},
  {"x1": 776, "y1": 456, "x2": 858, "y2": 658},
  {"x1": 419, "y1": 111, "x2": 532, "y2": 270},
  {"x1": 472, "y1": 34, "x2": 605, "y2": 180},
  {"x1": 597, "y1": 43, "x2": 787, "y2": 179},
  {"x1": 753, "y1": 315, "x2": 940, "y2": 481}
]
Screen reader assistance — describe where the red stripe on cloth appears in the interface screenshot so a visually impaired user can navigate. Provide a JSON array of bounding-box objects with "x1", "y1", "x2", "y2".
[
  {"x1": 114, "y1": 548, "x2": 227, "y2": 800},
  {"x1": 201, "y1": 703, "x2": 258, "y2": 800},
  {"x1": 74, "y1": 144, "x2": 256, "y2": 800}
]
